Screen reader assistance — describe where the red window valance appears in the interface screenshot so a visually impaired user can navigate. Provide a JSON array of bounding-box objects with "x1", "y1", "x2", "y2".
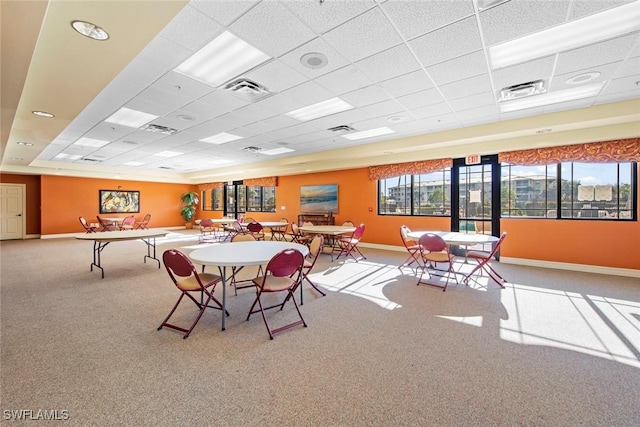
[
  {"x1": 369, "y1": 158, "x2": 452, "y2": 180},
  {"x1": 499, "y1": 138, "x2": 640, "y2": 165},
  {"x1": 244, "y1": 176, "x2": 278, "y2": 187},
  {"x1": 198, "y1": 182, "x2": 225, "y2": 191}
]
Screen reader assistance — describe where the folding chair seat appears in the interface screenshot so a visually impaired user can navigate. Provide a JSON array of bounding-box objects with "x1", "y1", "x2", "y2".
[
  {"x1": 79, "y1": 216, "x2": 97, "y2": 233},
  {"x1": 336, "y1": 223, "x2": 366, "y2": 262},
  {"x1": 158, "y1": 249, "x2": 229, "y2": 339},
  {"x1": 288, "y1": 223, "x2": 312, "y2": 245},
  {"x1": 398, "y1": 225, "x2": 420, "y2": 269},
  {"x1": 247, "y1": 248, "x2": 306, "y2": 339},
  {"x1": 464, "y1": 232, "x2": 507, "y2": 288},
  {"x1": 417, "y1": 233, "x2": 458, "y2": 292}
]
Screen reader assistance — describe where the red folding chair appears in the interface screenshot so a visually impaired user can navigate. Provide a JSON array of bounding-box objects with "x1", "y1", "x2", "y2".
[
  {"x1": 463, "y1": 232, "x2": 508, "y2": 288},
  {"x1": 246, "y1": 248, "x2": 306, "y2": 339},
  {"x1": 158, "y1": 249, "x2": 229, "y2": 339},
  {"x1": 336, "y1": 223, "x2": 366, "y2": 262},
  {"x1": 79, "y1": 216, "x2": 97, "y2": 233},
  {"x1": 398, "y1": 225, "x2": 420, "y2": 269},
  {"x1": 417, "y1": 233, "x2": 458, "y2": 292}
]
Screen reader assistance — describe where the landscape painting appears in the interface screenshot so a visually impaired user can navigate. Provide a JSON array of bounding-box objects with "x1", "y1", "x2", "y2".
[{"x1": 300, "y1": 184, "x2": 338, "y2": 213}]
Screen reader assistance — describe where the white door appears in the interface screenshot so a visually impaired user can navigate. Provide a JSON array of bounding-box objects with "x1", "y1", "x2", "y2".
[{"x1": 0, "y1": 184, "x2": 25, "y2": 240}]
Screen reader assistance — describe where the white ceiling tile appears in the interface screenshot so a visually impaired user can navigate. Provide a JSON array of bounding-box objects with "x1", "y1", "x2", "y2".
[
  {"x1": 244, "y1": 59, "x2": 308, "y2": 93},
  {"x1": 281, "y1": 81, "x2": 334, "y2": 105},
  {"x1": 568, "y1": 0, "x2": 636, "y2": 20},
  {"x1": 600, "y1": 74, "x2": 640, "y2": 95},
  {"x1": 322, "y1": 7, "x2": 403, "y2": 62},
  {"x1": 314, "y1": 65, "x2": 374, "y2": 95},
  {"x1": 396, "y1": 88, "x2": 445, "y2": 109},
  {"x1": 480, "y1": 0, "x2": 570, "y2": 46},
  {"x1": 554, "y1": 33, "x2": 640, "y2": 75},
  {"x1": 612, "y1": 56, "x2": 640, "y2": 78},
  {"x1": 426, "y1": 51, "x2": 489, "y2": 86},
  {"x1": 283, "y1": 0, "x2": 376, "y2": 34},
  {"x1": 189, "y1": 0, "x2": 260, "y2": 26},
  {"x1": 159, "y1": 4, "x2": 223, "y2": 50},
  {"x1": 279, "y1": 37, "x2": 352, "y2": 79},
  {"x1": 550, "y1": 62, "x2": 621, "y2": 91},
  {"x1": 412, "y1": 102, "x2": 453, "y2": 119},
  {"x1": 355, "y1": 44, "x2": 421, "y2": 82},
  {"x1": 378, "y1": 70, "x2": 434, "y2": 97},
  {"x1": 448, "y1": 91, "x2": 495, "y2": 111},
  {"x1": 410, "y1": 16, "x2": 483, "y2": 67},
  {"x1": 341, "y1": 85, "x2": 392, "y2": 108},
  {"x1": 359, "y1": 99, "x2": 406, "y2": 118},
  {"x1": 439, "y1": 74, "x2": 494, "y2": 100},
  {"x1": 491, "y1": 56, "x2": 555, "y2": 90},
  {"x1": 381, "y1": 0, "x2": 475, "y2": 40},
  {"x1": 229, "y1": 1, "x2": 317, "y2": 57}
]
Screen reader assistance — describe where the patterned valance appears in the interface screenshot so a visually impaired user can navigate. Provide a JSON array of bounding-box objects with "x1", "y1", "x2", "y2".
[
  {"x1": 369, "y1": 158, "x2": 452, "y2": 180},
  {"x1": 244, "y1": 176, "x2": 278, "y2": 187},
  {"x1": 499, "y1": 138, "x2": 640, "y2": 165},
  {"x1": 198, "y1": 182, "x2": 225, "y2": 191}
]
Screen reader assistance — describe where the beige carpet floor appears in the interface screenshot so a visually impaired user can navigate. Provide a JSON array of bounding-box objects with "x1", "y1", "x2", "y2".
[{"x1": 1, "y1": 230, "x2": 639, "y2": 426}]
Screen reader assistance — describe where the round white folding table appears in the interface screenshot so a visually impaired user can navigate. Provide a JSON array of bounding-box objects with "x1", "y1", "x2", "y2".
[{"x1": 189, "y1": 241, "x2": 309, "y2": 331}]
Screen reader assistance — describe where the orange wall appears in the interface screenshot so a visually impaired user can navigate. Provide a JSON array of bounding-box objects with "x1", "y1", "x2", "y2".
[
  {"x1": 0, "y1": 173, "x2": 41, "y2": 235},
  {"x1": 40, "y1": 176, "x2": 194, "y2": 234},
  {"x1": 4, "y1": 166, "x2": 639, "y2": 271}
]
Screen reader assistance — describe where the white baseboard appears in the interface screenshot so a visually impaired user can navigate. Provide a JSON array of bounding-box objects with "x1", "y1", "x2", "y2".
[{"x1": 359, "y1": 242, "x2": 639, "y2": 278}]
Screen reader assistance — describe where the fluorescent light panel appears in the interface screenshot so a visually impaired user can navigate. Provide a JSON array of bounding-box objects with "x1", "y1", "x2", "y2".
[
  {"x1": 286, "y1": 97, "x2": 354, "y2": 121},
  {"x1": 499, "y1": 83, "x2": 604, "y2": 113},
  {"x1": 55, "y1": 153, "x2": 82, "y2": 160},
  {"x1": 154, "y1": 151, "x2": 183, "y2": 158},
  {"x1": 105, "y1": 107, "x2": 158, "y2": 128},
  {"x1": 124, "y1": 161, "x2": 145, "y2": 166},
  {"x1": 200, "y1": 132, "x2": 243, "y2": 145},
  {"x1": 342, "y1": 127, "x2": 395, "y2": 141},
  {"x1": 489, "y1": 2, "x2": 640, "y2": 69},
  {"x1": 175, "y1": 31, "x2": 271, "y2": 87},
  {"x1": 261, "y1": 147, "x2": 295, "y2": 156},
  {"x1": 209, "y1": 159, "x2": 233, "y2": 165}
]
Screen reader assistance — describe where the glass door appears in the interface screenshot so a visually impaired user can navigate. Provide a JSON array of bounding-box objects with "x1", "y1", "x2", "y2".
[
  {"x1": 452, "y1": 155, "x2": 500, "y2": 236},
  {"x1": 223, "y1": 181, "x2": 246, "y2": 219}
]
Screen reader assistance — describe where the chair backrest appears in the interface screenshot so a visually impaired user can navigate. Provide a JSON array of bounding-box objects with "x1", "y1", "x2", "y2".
[
  {"x1": 486, "y1": 232, "x2": 507, "y2": 259},
  {"x1": 280, "y1": 218, "x2": 288, "y2": 223},
  {"x1": 302, "y1": 221, "x2": 314, "y2": 227},
  {"x1": 138, "y1": 213, "x2": 151, "y2": 227},
  {"x1": 231, "y1": 233, "x2": 256, "y2": 242},
  {"x1": 342, "y1": 220, "x2": 355, "y2": 227},
  {"x1": 247, "y1": 222, "x2": 263, "y2": 233},
  {"x1": 163, "y1": 249, "x2": 200, "y2": 289},
  {"x1": 399, "y1": 225, "x2": 415, "y2": 247},
  {"x1": 200, "y1": 218, "x2": 214, "y2": 228},
  {"x1": 232, "y1": 221, "x2": 243, "y2": 232},
  {"x1": 244, "y1": 217, "x2": 256, "y2": 223},
  {"x1": 265, "y1": 248, "x2": 304, "y2": 279},
  {"x1": 308, "y1": 234, "x2": 324, "y2": 259},
  {"x1": 352, "y1": 223, "x2": 365, "y2": 240},
  {"x1": 418, "y1": 233, "x2": 447, "y2": 253},
  {"x1": 79, "y1": 216, "x2": 94, "y2": 232},
  {"x1": 121, "y1": 215, "x2": 136, "y2": 228}
]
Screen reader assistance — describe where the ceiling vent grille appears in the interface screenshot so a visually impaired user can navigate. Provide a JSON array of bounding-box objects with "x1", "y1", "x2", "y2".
[
  {"x1": 158, "y1": 166, "x2": 174, "y2": 170},
  {"x1": 328, "y1": 125, "x2": 355, "y2": 133},
  {"x1": 80, "y1": 157, "x2": 102, "y2": 163},
  {"x1": 140, "y1": 124, "x2": 179, "y2": 135},
  {"x1": 224, "y1": 78, "x2": 273, "y2": 102},
  {"x1": 242, "y1": 146, "x2": 262, "y2": 153},
  {"x1": 499, "y1": 80, "x2": 546, "y2": 101}
]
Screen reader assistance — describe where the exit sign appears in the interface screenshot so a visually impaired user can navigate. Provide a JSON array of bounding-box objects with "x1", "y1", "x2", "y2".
[{"x1": 466, "y1": 154, "x2": 481, "y2": 165}]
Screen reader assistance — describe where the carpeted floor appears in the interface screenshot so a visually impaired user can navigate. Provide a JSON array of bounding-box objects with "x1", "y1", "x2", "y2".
[{"x1": 1, "y1": 230, "x2": 639, "y2": 426}]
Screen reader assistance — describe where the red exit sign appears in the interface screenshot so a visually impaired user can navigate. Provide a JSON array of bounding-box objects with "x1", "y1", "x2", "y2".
[{"x1": 466, "y1": 154, "x2": 481, "y2": 165}]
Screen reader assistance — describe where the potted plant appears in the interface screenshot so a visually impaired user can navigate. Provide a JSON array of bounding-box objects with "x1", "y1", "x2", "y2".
[{"x1": 180, "y1": 191, "x2": 199, "y2": 229}]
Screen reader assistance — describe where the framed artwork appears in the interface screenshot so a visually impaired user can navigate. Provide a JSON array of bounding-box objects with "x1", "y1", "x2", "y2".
[
  {"x1": 99, "y1": 190, "x2": 140, "y2": 214},
  {"x1": 300, "y1": 184, "x2": 338, "y2": 213}
]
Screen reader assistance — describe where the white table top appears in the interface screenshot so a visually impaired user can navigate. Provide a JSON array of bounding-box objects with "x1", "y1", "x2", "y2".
[
  {"x1": 101, "y1": 217, "x2": 126, "y2": 222},
  {"x1": 75, "y1": 229, "x2": 169, "y2": 242},
  {"x1": 407, "y1": 230, "x2": 498, "y2": 245},
  {"x1": 298, "y1": 225, "x2": 356, "y2": 235},
  {"x1": 198, "y1": 218, "x2": 234, "y2": 225},
  {"x1": 189, "y1": 241, "x2": 309, "y2": 267},
  {"x1": 242, "y1": 221, "x2": 288, "y2": 228}
]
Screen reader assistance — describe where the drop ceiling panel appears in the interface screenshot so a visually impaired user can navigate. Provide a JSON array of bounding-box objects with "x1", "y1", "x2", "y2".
[
  {"x1": 284, "y1": 0, "x2": 375, "y2": 35},
  {"x1": 425, "y1": 51, "x2": 488, "y2": 86},
  {"x1": 396, "y1": 87, "x2": 445, "y2": 110},
  {"x1": 491, "y1": 56, "x2": 555, "y2": 90},
  {"x1": 409, "y1": 16, "x2": 483, "y2": 67},
  {"x1": 340, "y1": 85, "x2": 393, "y2": 108},
  {"x1": 244, "y1": 59, "x2": 308, "y2": 93},
  {"x1": 439, "y1": 73, "x2": 494, "y2": 100},
  {"x1": 355, "y1": 44, "x2": 422, "y2": 83},
  {"x1": 159, "y1": 4, "x2": 223, "y2": 50},
  {"x1": 281, "y1": 81, "x2": 334, "y2": 105},
  {"x1": 377, "y1": 70, "x2": 435, "y2": 98},
  {"x1": 568, "y1": 0, "x2": 636, "y2": 19},
  {"x1": 381, "y1": 0, "x2": 474, "y2": 40},
  {"x1": 278, "y1": 37, "x2": 351, "y2": 79},
  {"x1": 314, "y1": 65, "x2": 374, "y2": 95},
  {"x1": 189, "y1": 0, "x2": 259, "y2": 27},
  {"x1": 554, "y1": 33, "x2": 640, "y2": 75}
]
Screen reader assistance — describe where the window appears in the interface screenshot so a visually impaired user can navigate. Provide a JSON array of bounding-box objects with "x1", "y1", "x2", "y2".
[
  {"x1": 378, "y1": 169, "x2": 451, "y2": 216},
  {"x1": 202, "y1": 187, "x2": 224, "y2": 211},
  {"x1": 223, "y1": 184, "x2": 276, "y2": 214},
  {"x1": 501, "y1": 162, "x2": 636, "y2": 220}
]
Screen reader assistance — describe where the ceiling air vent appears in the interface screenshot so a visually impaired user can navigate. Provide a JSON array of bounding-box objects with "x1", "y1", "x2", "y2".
[
  {"x1": 158, "y1": 166, "x2": 174, "y2": 170},
  {"x1": 80, "y1": 157, "x2": 102, "y2": 163},
  {"x1": 140, "y1": 124, "x2": 179, "y2": 135},
  {"x1": 499, "y1": 80, "x2": 546, "y2": 102},
  {"x1": 242, "y1": 146, "x2": 262, "y2": 153},
  {"x1": 224, "y1": 78, "x2": 272, "y2": 102},
  {"x1": 328, "y1": 125, "x2": 355, "y2": 133}
]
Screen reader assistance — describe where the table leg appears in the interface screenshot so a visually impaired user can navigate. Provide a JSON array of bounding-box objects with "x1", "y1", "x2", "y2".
[
  {"x1": 217, "y1": 266, "x2": 228, "y2": 331},
  {"x1": 91, "y1": 241, "x2": 110, "y2": 279},
  {"x1": 142, "y1": 237, "x2": 161, "y2": 267}
]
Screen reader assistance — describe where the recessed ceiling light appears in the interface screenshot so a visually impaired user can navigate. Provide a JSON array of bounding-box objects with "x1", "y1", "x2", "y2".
[
  {"x1": 32, "y1": 110, "x2": 54, "y2": 118},
  {"x1": 387, "y1": 115, "x2": 405, "y2": 123},
  {"x1": 105, "y1": 107, "x2": 158, "y2": 128},
  {"x1": 123, "y1": 161, "x2": 145, "y2": 166},
  {"x1": 16, "y1": 141, "x2": 34, "y2": 146},
  {"x1": 489, "y1": 2, "x2": 640, "y2": 69},
  {"x1": 200, "y1": 132, "x2": 243, "y2": 145},
  {"x1": 71, "y1": 20, "x2": 109, "y2": 40},
  {"x1": 300, "y1": 52, "x2": 328, "y2": 69},
  {"x1": 73, "y1": 137, "x2": 110, "y2": 147},
  {"x1": 154, "y1": 151, "x2": 183, "y2": 158},
  {"x1": 177, "y1": 114, "x2": 195, "y2": 121},
  {"x1": 286, "y1": 97, "x2": 353, "y2": 121},
  {"x1": 565, "y1": 72, "x2": 601, "y2": 85},
  {"x1": 342, "y1": 127, "x2": 395, "y2": 141},
  {"x1": 175, "y1": 31, "x2": 271, "y2": 87},
  {"x1": 261, "y1": 147, "x2": 295, "y2": 156},
  {"x1": 499, "y1": 82, "x2": 604, "y2": 113},
  {"x1": 209, "y1": 159, "x2": 233, "y2": 165}
]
